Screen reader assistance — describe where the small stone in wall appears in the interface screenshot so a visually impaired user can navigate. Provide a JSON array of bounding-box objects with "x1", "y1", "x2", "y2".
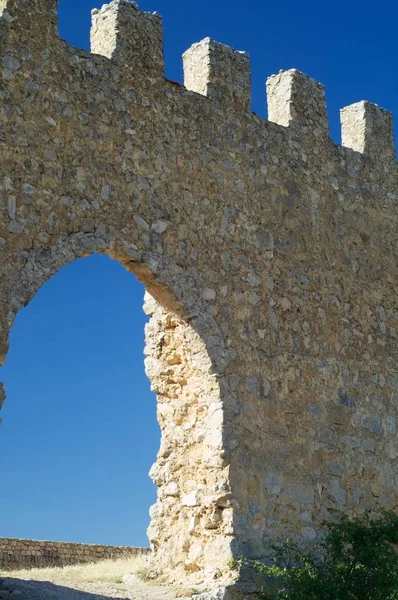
[
  {"x1": 164, "y1": 482, "x2": 180, "y2": 497},
  {"x1": 182, "y1": 491, "x2": 199, "y2": 506},
  {"x1": 362, "y1": 415, "x2": 384, "y2": 435},
  {"x1": 362, "y1": 439, "x2": 376, "y2": 453},
  {"x1": 2, "y1": 55, "x2": 21, "y2": 73},
  {"x1": 202, "y1": 288, "x2": 216, "y2": 301},
  {"x1": 265, "y1": 473, "x2": 282, "y2": 495},
  {"x1": 263, "y1": 378, "x2": 271, "y2": 397},
  {"x1": 287, "y1": 483, "x2": 315, "y2": 505},
  {"x1": 152, "y1": 220, "x2": 168, "y2": 233},
  {"x1": 301, "y1": 526, "x2": 316, "y2": 541},
  {"x1": 324, "y1": 461, "x2": 343, "y2": 477},
  {"x1": 327, "y1": 480, "x2": 346, "y2": 506}
]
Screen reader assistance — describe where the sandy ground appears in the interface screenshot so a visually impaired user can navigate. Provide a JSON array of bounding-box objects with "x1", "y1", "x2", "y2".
[{"x1": 1, "y1": 576, "x2": 188, "y2": 600}]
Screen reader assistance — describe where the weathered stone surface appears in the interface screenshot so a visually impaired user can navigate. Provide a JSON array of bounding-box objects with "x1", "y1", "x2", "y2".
[{"x1": 1, "y1": 0, "x2": 398, "y2": 596}]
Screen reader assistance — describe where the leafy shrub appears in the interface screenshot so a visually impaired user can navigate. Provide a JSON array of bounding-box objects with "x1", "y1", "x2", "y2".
[{"x1": 252, "y1": 510, "x2": 398, "y2": 600}]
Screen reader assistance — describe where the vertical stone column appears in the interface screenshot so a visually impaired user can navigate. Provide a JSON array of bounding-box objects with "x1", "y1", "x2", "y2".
[
  {"x1": 341, "y1": 101, "x2": 395, "y2": 163},
  {"x1": 183, "y1": 37, "x2": 252, "y2": 110},
  {"x1": 143, "y1": 293, "x2": 235, "y2": 590},
  {"x1": 90, "y1": 0, "x2": 164, "y2": 78},
  {"x1": 267, "y1": 69, "x2": 329, "y2": 139}
]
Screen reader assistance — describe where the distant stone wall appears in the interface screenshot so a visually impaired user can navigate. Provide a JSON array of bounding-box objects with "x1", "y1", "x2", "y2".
[{"x1": 0, "y1": 538, "x2": 149, "y2": 571}]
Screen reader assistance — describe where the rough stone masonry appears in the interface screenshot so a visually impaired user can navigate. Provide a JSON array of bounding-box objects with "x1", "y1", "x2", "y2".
[
  {"x1": 0, "y1": 0, "x2": 397, "y2": 597},
  {"x1": 0, "y1": 538, "x2": 147, "y2": 570}
]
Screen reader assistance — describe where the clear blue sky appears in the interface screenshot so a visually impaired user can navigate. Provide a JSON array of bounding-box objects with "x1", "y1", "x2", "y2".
[{"x1": 1, "y1": 0, "x2": 397, "y2": 547}]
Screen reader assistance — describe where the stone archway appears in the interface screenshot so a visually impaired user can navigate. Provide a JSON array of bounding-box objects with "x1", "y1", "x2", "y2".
[
  {"x1": 0, "y1": 235, "x2": 234, "y2": 589},
  {"x1": 2, "y1": 0, "x2": 398, "y2": 597}
]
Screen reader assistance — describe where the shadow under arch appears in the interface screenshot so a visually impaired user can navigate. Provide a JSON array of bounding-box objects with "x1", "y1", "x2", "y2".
[{"x1": 0, "y1": 233, "x2": 234, "y2": 588}]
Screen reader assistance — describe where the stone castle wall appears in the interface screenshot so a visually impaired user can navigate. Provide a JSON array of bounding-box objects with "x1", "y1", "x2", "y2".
[
  {"x1": 0, "y1": 0, "x2": 398, "y2": 597},
  {"x1": 0, "y1": 538, "x2": 148, "y2": 570}
]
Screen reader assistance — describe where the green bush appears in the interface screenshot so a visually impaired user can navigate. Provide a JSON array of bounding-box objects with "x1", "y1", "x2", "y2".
[{"x1": 253, "y1": 510, "x2": 398, "y2": 600}]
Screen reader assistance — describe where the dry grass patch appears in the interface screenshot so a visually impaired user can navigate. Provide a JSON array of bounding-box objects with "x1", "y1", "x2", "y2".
[{"x1": 0, "y1": 554, "x2": 153, "y2": 585}]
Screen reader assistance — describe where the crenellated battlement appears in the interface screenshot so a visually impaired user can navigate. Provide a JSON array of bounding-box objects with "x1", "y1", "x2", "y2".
[
  {"x1": 341, "y1": 101, "x2": 396, "y2": 163},
  {"x1": 1, "y1": 2, "x2": 398, "y2": 599},
  {"x1": 0, "y1": 0, "x2": 395, "y2": 163},
  {"x1": 183, "y1": 38, "x2": 252, "y2": 110},
  {"x1": 266, "y1": 69, "x2": 329, "y2": 139},
  {"x1": 90, "y1": 0, "x2": 164, "y2": 76}
]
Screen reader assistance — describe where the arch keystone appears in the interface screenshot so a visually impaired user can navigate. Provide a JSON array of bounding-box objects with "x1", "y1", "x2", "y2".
[
  {"x1": 183, "y1": 38, "x2": 252, "y2": 110},
  {"x1": 90, "y1": 0, "x2": 164, "y2": 78},
  {"x1": 267, "y1": 69, "x2": 329, "y2": 138},
  {"x1": 340, "y1": 101, "x2": 395, "y2": 162}
]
